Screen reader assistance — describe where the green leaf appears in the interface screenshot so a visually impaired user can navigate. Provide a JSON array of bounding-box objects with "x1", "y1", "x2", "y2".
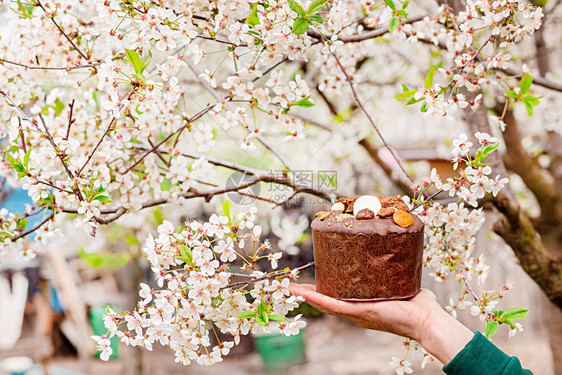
[
  {"x1": 179, "y1": 244, "x2": 193, "y2": 263},
  {"x1": 292, "y1": 18, "x2": 309, "y2": 35},
  {"x1": 503, "y1": 319, "x2": 518, "y2": 329},
  {"x1": 222, "y1": 200, "x2": 232, "y2": 224},
  {"x1": 288, "y1": 0, "x2": 306, "y2": 17},
  {"x1": 307, "y1": 0, "x2": 328, "y2": 15},
  {"x1": 420, "y1": 101, "x2": 427, "y2": 112},
  {"x1": 520, "y1": 73, "x2": 532, "y2": 95},
  {"x1": 505, "y1": 90, "x2": 518, "y2": 100},
  {"x1": 293, "y1": 95, "x2": 314, "y2": 108},
  {"x1": 92, "y1": 91, "x2": 99, "y2": 106},
  {"x1": 406, "y1": 96, "x2": 424, "y2": 105},
  {"x1": 17, "y1": 218, "x2": 28, "y2": 231},
  {"x1": 258, "y1": 298, "x2": 268, "y2": 315},
  {"x1": 268, "y1": 313, "x2": 287, "y2": 322},
  {"x1": 93, "y1": 195, "x2": 112, "y2": 203},
  {"x1": 246, "y1": 3, "x2": 260, "y2": 27},
  {"x1": 53, "y1": 98, "x2": 65, "y2": 116},
  {"x1": 384, "y1": 0, "x2": 396, "y2": 10},
  {"x1": 523, "y1": 94, "x2": 541, "y2": 106},
  {"x1": 160, "y1": 178, "x2": 172, "y2": 192},
  {"x1": 5, "y1": 152, "x2": 26, "y2": 176},
  {"x1": 502, "y1": 308, "x2": 529, "y2": 320},
  {"x1": 524, "y1": 101, "x2": 534, "y2": 116},
  {"x1": 424, "y1": 65, "x2": 436, "y2": 89},
  {"x1": 5, "y1": 151, "x2": 18, "y2": 169},
  {"x1": 388, "y1": 16, "x2": 399, "y2": 33},
  {"x1": 17, "y1": 0, "x2": 31, "y2": 18},
  {"x1": 261, "y1": 311, "x2": 269, "y2": 325},
  {"x1": 476, "y1": 143, "x2": 499, "y2": 162},
  {"x1": 125, "y1": 49, "x2": 143, "y2": 75},
  {"x1": 255, "y1": 314, "x2": 268, "y2": 325},
  {"x1": 398, "y1": 9, "x2": 408, "y2": 18},
  {"x1": 309, "y1": 14, "x2": 323, "y2": 24},
  {"x1": 235, "y1": 310, "x2": 257, "y2": 319},
  {"x1": 23, "y1": 147, "x2": 31, "y2": 168},
  {"x1": 396, "y1": 90, "x2": 417, "y2": 101},
  {"x1": 484, "y1": 321, "x2": 498, "y2": 338},
  {"x1": 402, "y1": 0, "x2": 411, "y2": 9}
]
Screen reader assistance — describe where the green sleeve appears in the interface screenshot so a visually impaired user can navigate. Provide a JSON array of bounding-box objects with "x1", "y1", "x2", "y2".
[{"x1": 442, "y1": 331, "x2": 533, "y2": 375}]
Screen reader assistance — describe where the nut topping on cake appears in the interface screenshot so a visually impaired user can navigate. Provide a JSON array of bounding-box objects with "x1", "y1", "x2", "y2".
[
  {"x1": 352, "y1": 195, "x2": 382, "y2": 216},
  {"x1": 377, "y1": 207, "x2": 396, "y2": 217},
  {"x1": 392, "y1": 210, "x2": 414, "y2": 227},
  {"x1": 356, "y1": 208, "x2": 375, "y2": 220},
  {"x1": 330, "y1": 202, "x2": 345, "y2": 212},
  {"x1": 335, "y1": 196, "x2": 359, "y2": 213},
  {"x1": 315, "y1": 210, "x2": 332, "y2": 220}
]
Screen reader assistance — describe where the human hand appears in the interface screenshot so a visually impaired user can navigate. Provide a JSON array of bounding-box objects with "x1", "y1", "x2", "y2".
[{"x1": 290, "y1": 283, "x2": 473, "y2": 364}]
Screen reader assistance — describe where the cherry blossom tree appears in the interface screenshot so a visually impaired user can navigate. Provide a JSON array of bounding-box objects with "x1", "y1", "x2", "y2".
[{"x1": 1, "y1": 0, "x2": 561, "y2": 372}]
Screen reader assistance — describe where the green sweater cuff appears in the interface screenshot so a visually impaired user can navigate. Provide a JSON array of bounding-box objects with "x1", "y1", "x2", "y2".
[{"x1": 442, "y1": 331, "x2": 533, "y2": 375}]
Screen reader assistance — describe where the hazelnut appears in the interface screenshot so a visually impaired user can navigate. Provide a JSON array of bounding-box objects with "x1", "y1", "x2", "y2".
[{"x1": 356, "y1": 208, "x2": 375, "y2": 220}]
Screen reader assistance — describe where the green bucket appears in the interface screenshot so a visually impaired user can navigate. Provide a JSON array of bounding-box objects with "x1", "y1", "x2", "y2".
[
  {"x1": 89, "y1": 306, "x2": 120, "y2": 360},
  {"x1": 254, "y1": 329, "x2": 306, "y2": 372}
]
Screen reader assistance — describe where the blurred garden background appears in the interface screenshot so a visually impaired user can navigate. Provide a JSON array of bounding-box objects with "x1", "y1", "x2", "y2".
[{"x1": 1, "y1": 0, "x2": 562, "y2": 374}]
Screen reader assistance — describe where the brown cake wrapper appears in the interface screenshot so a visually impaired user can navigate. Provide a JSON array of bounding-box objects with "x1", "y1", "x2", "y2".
[{"x1": 312, "y1": 213, "x2": 424, "y2": 301}]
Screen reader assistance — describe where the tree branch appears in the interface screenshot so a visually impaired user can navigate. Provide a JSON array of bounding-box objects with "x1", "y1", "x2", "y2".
[
  {"x1": 36, "y1": 0, "x2": 91, "y2": 63},
  {"x1": 223, "y1": 262, "x2": 315, "y2": 290},
  {"x1": 0, "y1": 58, "x2": 101, "y2": 71},
  {"x1": 492, "y1": 194, "x2": 562, "y2": 309},
  {"x1": 358, "y1": 138, "x2": 413, "y2": 196},
  {"x1": 499, "y1": 104, "x2": 562, "y2": 235},
  {"x1": 11, "y1": 212, "x2": 55, "y2": 241},
  {"x1": 78, "y1": 88, "x2": 136, "y2": 175}
]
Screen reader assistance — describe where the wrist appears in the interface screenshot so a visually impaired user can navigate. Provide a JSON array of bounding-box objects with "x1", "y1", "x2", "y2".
[{"x1": 415, "y1": 304, "x2": 474, "y2": 365}]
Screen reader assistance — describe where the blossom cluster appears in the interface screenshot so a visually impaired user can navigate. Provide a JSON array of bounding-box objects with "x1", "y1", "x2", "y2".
[
  {"x1": 396, "y1": 0, "x2": 543, "y2": 118},
  {"x1": 410, "y1": 133, "x2": 527, "y2": 345},
  {"x1": 0, "y1": 0, "x2": 542, "y2": 256},
  {"x1": 95, "y1": 203, "x2": 306, "y2": 365}
]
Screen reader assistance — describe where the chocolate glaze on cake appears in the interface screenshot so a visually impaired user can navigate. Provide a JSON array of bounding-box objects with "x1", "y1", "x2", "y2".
[{"x1": 312, "y1": 209, "x2": 424, "y2": 301}]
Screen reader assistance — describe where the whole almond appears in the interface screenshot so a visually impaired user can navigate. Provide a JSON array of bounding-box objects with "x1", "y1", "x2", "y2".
[{"x1": 330, "y1": 202, "x2": 345, "y2": 212}]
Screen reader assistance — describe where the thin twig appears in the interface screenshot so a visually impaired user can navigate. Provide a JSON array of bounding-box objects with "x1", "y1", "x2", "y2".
[
  {"x1": 123, "y1": 128, "x2": 182, "y2": 174},
  {"x1": 19, "y1": 118, "x2": 26, "y2": 153},
  {"x1": 222, "y1": 262, "x2": 315, "y2": 290},
  {"x1": 11, "y1": 212, "x2": 55, "y2": 241},
  {"x1": 0, "y1": 58, "x2": 102, "y2": 71},
  {"x1": 66, "y1": 99, "x2": 75, "y2": 140},
  {"x1": 148, "y1": 138, "x2": 171, "y2": 167},
  {"x1": 37, "y1": 114, "x2": 84, "y2": 201},
  {"x1": 36, "y1": 0, "x2": 91, "y2": 63},
  {"x1": 257, "y1": 135, "x2": 295, "y2": 172},
  {"x1": 78, "y1": 88, "x2": 136, "y2": 175},
  {"x1": 34, "y1": 179, "x2": 75, "y2": 194},
  {"x1": 413, "y1": 189, "x2": 444, "y2": 210},
  {"x1": 330, "y1": 50, "x2": 417, "y2": 187},
  {"x1": 307, "y1": 15, "x2": 424, "y2": 43},
  {"x1": 443, "y1": 242, "x2": 492, "y2": 316}
]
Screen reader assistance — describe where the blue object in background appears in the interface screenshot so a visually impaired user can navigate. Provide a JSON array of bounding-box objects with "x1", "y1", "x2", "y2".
[
  {"x1": 49, "y1": 281, "x2": 64, "y2": 313},
  {"x1": 0, "y1": 187, "x2": 50, "y2": 240}
]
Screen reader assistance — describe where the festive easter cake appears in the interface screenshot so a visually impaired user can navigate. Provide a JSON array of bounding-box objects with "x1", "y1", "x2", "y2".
[{"x1": 311, "y1": 195, "x2": 424, "y2": 301}]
